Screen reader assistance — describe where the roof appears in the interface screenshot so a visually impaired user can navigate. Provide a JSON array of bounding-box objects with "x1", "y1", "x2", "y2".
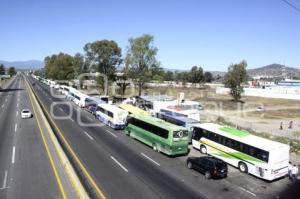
[
  {"x1": 98, "y1": 103, "x2": 127, "y2": 113},
  {"x1": 139, "y1": 95, "x2": 175, "y2": 102},
  {"x1": 193, "y1": 123, "x2": 289, "y2": 152},
  {"x1": 131, "y1": 114, "x2": 188, "y2": 131},
  {"x1": 118, "y1": 104, "x2": 150, "y2": 116}
]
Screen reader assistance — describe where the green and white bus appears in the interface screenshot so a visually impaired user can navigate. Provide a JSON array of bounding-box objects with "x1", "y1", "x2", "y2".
[
  {"x1": 124, "y1": 115, "x2": 189, "y2": 156},
  {"x1": 192, "y1": 123, "x2": 290, "y2": 181}
]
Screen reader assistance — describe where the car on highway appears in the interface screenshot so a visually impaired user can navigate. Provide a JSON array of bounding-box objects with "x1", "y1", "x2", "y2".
[
  {"x1": 187, "y1": 156, "x2": 228, "y2": 179},
  {"x1": 21, "y1": 109, "x2": 33, "y2": 119},
  {"x1": 255, "y1": 106, "x2": 265, "y2": 112}
]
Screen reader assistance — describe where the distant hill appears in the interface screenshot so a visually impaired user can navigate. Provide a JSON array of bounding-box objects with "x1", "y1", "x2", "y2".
[
  {"x1": 248, "y1": 64, "x2": 300, "y2": 77},
  {"x1": 0, "y1": 60, "x2": 44, "y2": 69}
]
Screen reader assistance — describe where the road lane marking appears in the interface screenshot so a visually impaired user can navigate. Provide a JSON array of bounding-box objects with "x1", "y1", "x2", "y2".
[
  {"x1": 70, "y1": 118, "x2": 75, "y2": 122},
  {"x1": 105, "y1": 130, "x2": 117, "y2": 138},
  {"x1": 239, "y1": 187, "x2": 256, "y2": 197},
  {"x1": 84, "y1": 131, "x2": 94, "y2": 140},
  {"x1": 15, "y1": 124, "x2": 17, "y2": 132},
  {"x1": 1, "y1": 104, "x2": 4, "y2": 108},
  {"x1": 16, "y1": 111, "x2": 18, "y2": 116},
  {"x1": 12, "y1": 146, "x2": 16, "y2": 164},
  {"x1": 2, "y1": 170, "x2": 8, "y2": 188},
  {"x1": 5, "y1": 98, "x2": 7, "y2": 102},
  {"x1": 110, "y1": 156, "x2": 128, "y2": 172},
  {"x1": 141, "y1": 153, "x2": 160, "y2": 166},
  {"x1": 17, "y1": 103, "x2": 19, "y2": 107}
]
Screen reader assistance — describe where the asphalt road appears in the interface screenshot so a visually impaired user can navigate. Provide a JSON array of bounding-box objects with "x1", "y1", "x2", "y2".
[
  {"x1": 0, "y1": 76, "x2": 60, "y2": 199},
  {"x1": 28, "y1": 75, "x2": 291, "y2": 199}
]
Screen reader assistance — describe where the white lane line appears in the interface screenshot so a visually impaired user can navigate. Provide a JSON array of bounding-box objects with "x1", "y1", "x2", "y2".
[
  {"x1": 70, "y1": 118, "x2": 75, "y2": 122},
  {"x1": 239, "y1": 187, "x2": 256, "y2": 197},
  {"x1": 1, "y1": 104, "x2": 4, "y2": 108},
  {"x1": 12, "y1": 146, "x2": 16, "y2": 164},
  {"x1": 2, "y1": 170, "x2": 8, "y2": 189},
  {"x1": 14, "y1": 124, "x2": 17, "y2": 132},
  {"x1": 105, "y1": 130, "x2": 117, "y2": 138},
  {"x1": 84, "y1": 131, "x2": 94, "y2": 140},
  {"x1": 16, "y1": 111, "x2": 18, "y2": 116},
  {"x1": 5, "y1": 98, "x2": 7, "y2": 102},
  {"x1": 86, "y1": 117, "x2": 93, "y2": 121},
  {"x1": 17, "y1": 103, "x2": 19, "y2": 107},
  {"x1": 110, "y1": 156, "x2": 128, "y2": 172},
  {"x1": 141, "y1": 153, "x2": 160, "y2": 166}
]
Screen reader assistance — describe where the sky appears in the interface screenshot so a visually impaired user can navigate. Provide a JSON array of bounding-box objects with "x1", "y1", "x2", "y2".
[{"x1": 0, "y1": 0, "x2": 300, "y2": 71}]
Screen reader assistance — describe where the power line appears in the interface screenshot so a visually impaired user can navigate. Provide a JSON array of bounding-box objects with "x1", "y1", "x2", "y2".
[{"x1": 281, "y1": 0, "x2": 300, "y2": 13}]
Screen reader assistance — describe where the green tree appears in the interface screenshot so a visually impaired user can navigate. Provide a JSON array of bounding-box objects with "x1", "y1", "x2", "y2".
[
  {"x1": 84, "y1": 40, "x2": 122, "y2": 80},
  {"x1": 0, "y1": 64, "x2": 5, "y2": 75},
  {"x1": 223, "y1": 60, "x2": 248, "y2": 101},
  {"x1": 189, "y1": 66, "x2": 204, "y2": 85},
  {"x1": 116, "y1": 67, "x2": 131, "y2": 96},
  {"x1": 164, "y1": 71, "x2": 174, "y2": 81},
  {"x1": 125, "y1": 34, "x2": 159, "y2": 96},
  {"x1": 204, "y1": 71, "x2": 213, "y2": 82},
  {"x1": 73, "y1": 53, "x2": 86, "y2": 77},
  {"x1": 44, "y1": 53, "x2": 74, "y2": 80},
  {"x1": 150, "y1": 64, "x2": 164, "y2": 82},
  {"x1": 8, "y1": 67, "x2": 16, "y2": 76}
]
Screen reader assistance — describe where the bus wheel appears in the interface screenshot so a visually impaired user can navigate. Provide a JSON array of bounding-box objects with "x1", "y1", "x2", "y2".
[
  {"x1": 153, "y1": 144, "x2": 158, "y2": 152},
  {"x1": 200, "y1": 145, "x2": 207, "y2": 154},
  {"x1": 238, "y1": 162, "x2": 248, "y2": 173}
]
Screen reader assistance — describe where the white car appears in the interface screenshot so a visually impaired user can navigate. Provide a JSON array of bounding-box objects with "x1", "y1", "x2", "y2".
[
  {"x1": 21, "y1": 109, "x2": 33, "y2": 119},
  {"x1": 255, "y1": 106, "x2": 265, "y2": 112}
]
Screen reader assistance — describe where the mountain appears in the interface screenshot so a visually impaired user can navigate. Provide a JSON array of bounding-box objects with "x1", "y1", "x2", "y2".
[
  {"x1": 248, "y1": 64, "x2": 300, "y2": 77},
  {"x1": 0, "y1": 60, "x2": 44, "y2": 69}
]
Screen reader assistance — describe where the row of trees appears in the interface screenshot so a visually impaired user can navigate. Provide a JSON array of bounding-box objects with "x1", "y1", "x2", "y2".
[
  {"x1": 0, "y1": 64, "x2": 17, "y2": 76},
  {"x1": 44, "y1": 34, "x2": 215, "y2": 95}
]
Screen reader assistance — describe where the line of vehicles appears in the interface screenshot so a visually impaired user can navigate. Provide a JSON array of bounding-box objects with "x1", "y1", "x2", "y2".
[{"x1": 32, "y1": 75, "x2": 291, "y2": 181}]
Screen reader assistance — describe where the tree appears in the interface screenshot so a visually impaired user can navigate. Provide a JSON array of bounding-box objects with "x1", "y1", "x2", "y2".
[
  {"x1": 189, "y1": 66, "x2": 204, "y2": 85},
  {"x1": 0, "y1": 64, "x2": 5, "y2": 75},
  {"x1": 8, "y1": 67, "x2": 16, "y2": 76},
  {"x1": 44, "y1": 53, "x2": 74, "y2": 80},
  {"x1": 116, "y1": 67, "x2": 131, "y2": 96},
  {"x1": 204, "y1": 72, "x2": 213, "y2": 82},
  {"x1": 125, "y1": 34, "x2": 159, "y2": 96},
  {"x1": 223, "y1": 60, "x2": 248, "y2": 101},
  {"x1": 84, "y1": 40, "x2": 122, "y2": 80},
  {"x1": 164, "y1": 71, "x2": 174, "y2": 81},
  {"x1": 73, "y1": 53, "x2": 86, "y2": 77}
]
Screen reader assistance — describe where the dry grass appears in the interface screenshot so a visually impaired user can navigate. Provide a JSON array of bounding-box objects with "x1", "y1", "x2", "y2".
[{"x1": 246, "y1": 109, "x2": 300, "y2": 119}]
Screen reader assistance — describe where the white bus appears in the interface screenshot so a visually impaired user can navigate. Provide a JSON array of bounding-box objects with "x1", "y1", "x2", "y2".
[
  {"x1": 73, "y1": 92, "x2": 90, "y2": 108},
  {"x1": 95, "y1": 104, "x2": 128, "y2": 129},
  {"x1": 191, "y1": 123, "x2": 290, "y2": 181}
]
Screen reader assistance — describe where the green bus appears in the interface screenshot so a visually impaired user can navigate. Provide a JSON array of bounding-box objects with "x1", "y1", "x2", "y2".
[{"x1": 124, "y1": 115, "x2": 189, "y2": 156}]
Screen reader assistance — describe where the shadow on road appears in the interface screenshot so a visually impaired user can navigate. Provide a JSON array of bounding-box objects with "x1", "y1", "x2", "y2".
[{"x1": 0, "y1": 88, "x2": 23, "y2": 92}]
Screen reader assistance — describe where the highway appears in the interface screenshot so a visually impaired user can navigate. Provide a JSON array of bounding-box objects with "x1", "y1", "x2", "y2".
[
  {"x1": 26, "y1": 75, "x2": 285, "y2": 199},
  {"x1": 0, "y1": 76, "x2": 62, "y2": 199}
]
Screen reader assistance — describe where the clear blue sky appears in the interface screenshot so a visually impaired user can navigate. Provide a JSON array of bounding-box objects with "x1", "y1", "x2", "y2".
[{"x1": 1, "y1": 0, "x2": 299, "y2": 71}]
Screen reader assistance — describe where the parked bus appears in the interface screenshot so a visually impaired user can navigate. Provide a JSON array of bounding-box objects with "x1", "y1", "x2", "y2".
[
  {"x1": 157, "y1": 111, "x2": 200, "y2": 143},
  {"x1": 119, "y1": 104, "x2": 150, "y2": 117},
  {"x1": 73, "y1": 92, "x2": 90, "y2": 108},
  {"x1": 66, "y1": 87, "x2": 78, "y2": 101},
  {"x1": 191, "y1": 123, "x2": 290, "y2": 181},
  {"x1": 95, "y1": 104, "x2": 128, "y2": 129},
  {"x1": 124, "y1": 115, "x2": 189, "y2": 156}
]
